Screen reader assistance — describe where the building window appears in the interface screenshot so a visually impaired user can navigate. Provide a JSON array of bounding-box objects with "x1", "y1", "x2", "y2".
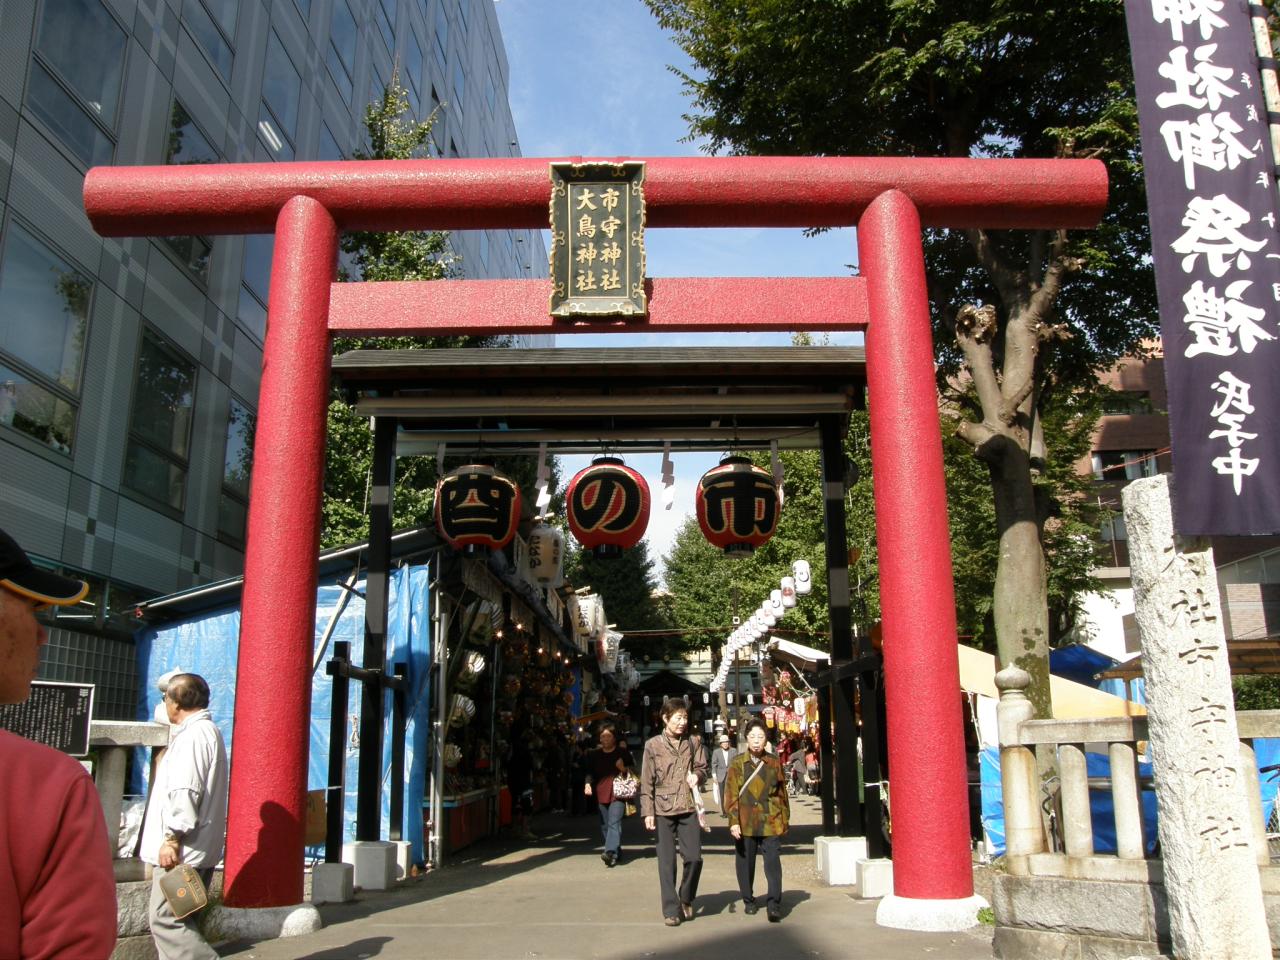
[
  {"x1": 27, "y1": 0, "x2": 126, "y2": 167},
  {"x1": 406, "y1": 30, "x2": 425, "y2": 104},
  {"x1": 163, "y1": 100, "x2": 218, "y2": 283},
  {"x1": 1091, "y1": 449, "x2": 1158, "y2": 482},
  {"x1": 123, "y1": 332, "x2": 196, "y2": 512},
  {"x1": 0, "y1": 222, "x2": 90, "y2": 454},
  {"x1": 375, "y1": 0, "x2": 396, "y2": 54},
  {"x1": 434, "y1": 3, "x2": 448, "y2": 61},
  {"x1": 1101, "y1": 390, "x2": 1154, "y2": 415},
  {"x1": 219, "y1": 397, "x2": 255, "y2": 542},
  {"x1": 261, "y1": 31, "x2": 301, "y2": 151},
  {"x1": 319, "y1": 124, "x2": 344, "y2": 161},
  {"x1": 238, "y1": 234, "x2": 273, "y2": 342},
  {"x1": 452, "y1": 61, "x2": 465, "y2": 114},
  {"x1": 182, "y1": 0, "x2": 234, "y2": 82},
  {"x1": 1100, "y1": 514, "x2": 1128, "y2": 542},
  {"x1": 326, "y1": 0, "x2": 357, "y2": 104}
]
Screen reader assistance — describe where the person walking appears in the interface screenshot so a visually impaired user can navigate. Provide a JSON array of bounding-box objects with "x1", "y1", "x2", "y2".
[
  {"x1": 0, "y1": 527, "x2": 117, "y2": 959},
  {"x1": 583, "y1": 722, "x2": 634, "y2": 867},
  {"x1": 140, "y1": 672, "x2": 229, "y2": 960},
  {"x1": 724, "y1": 718, "x2": 790, "y2": 922},
  {"x1": 639, "y1": 697, "x2": 707, "y2": 926},
  {"x1": 710, "y1": 732, "x2": 737, "y2": 812}
]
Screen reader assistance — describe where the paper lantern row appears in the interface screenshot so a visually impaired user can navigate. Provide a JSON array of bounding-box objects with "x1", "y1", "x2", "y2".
[{"x1": 434, "y1": 454, "x2": 782, "y2": 560}]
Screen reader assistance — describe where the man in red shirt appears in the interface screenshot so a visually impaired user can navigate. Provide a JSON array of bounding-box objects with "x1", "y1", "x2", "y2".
[{"x1": 0, "y1": 526, "x2": 117, "y2": 958}]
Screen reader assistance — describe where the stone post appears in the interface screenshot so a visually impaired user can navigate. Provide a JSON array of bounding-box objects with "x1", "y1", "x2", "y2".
[
  {"x1": 1121, "y1": 474, "x2": 1269, "y2": 959},
  {"x1": 995, "y1": 666, "x2": 1046, "y2": 871}
]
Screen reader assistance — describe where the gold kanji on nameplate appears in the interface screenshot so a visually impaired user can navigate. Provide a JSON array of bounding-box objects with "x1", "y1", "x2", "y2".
[{"x1": 548, "y1": 161, "x2": 647, "y2": 318}]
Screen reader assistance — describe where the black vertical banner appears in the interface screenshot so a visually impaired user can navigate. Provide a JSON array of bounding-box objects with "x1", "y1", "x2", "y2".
[{"x1": 1125, "y1": 0, "x2": 1280, "y2": 534}]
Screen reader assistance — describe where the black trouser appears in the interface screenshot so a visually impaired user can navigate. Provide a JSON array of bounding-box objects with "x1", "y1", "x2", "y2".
[
  {"x1": 655, "y1": 811, "x2": 702, "y2": 918},
  {"x1": 735, "y1": 834, "x2": 782, "y2": 910}
]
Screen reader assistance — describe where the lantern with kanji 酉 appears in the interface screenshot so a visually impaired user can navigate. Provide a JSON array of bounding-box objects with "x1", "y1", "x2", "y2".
[
  {"x1": 566, "y1": 456, "x2": 650, "y2": 558},
  {"x1": 434, "y1": 463, "x2": 522, "y2": 551},
  {"x1": 695, "y1": 455, "x2": 780, "y2": 556}
]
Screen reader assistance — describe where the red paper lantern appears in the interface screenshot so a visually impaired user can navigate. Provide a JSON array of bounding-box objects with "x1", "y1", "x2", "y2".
[
  {"x1": 695, "y1": 455, "x2": 780, "y2": 556},
  {"x1": 434, "y1": 463, "x2": 521, "y2": 551},
  {"x1": 566, "y1": 456, "x2": 650, "y2": 557}
]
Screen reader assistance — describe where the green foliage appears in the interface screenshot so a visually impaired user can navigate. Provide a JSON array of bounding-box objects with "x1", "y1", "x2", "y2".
[
  {"x1": 1233, "y1": 675, "x2": 1280, "y2": 712},
  {"x1": 977, "y1": 906, "x2": 995, "y2": 926},
  {"x1": 322, "y1": 75, "x2": 516, "y2": 548},
  {"x1": 662, "y1": 405, "x2": 879, "y2": 652},
  {"x1": 566, "y1": 540, "x2": 679, "y2": 658},
  {"x1": 647, "y1": 0, "x2": 1161, "y2": 701}
]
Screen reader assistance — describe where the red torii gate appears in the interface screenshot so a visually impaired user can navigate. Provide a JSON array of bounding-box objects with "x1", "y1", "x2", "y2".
[{"x1": 84, "y1": 156, "x2": 1106, "y2": 928}]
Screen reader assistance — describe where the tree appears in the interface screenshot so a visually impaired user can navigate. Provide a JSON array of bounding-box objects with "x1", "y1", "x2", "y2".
[
  {"x1": 565, "y1": 540, "x2": 678, "y2": 660},
  {"x1": 646, "y1": 0, "x2": 1160, "y2": 717},
  {"x1": 322, "y1": 77, "x2": 522, "y2": 548}
]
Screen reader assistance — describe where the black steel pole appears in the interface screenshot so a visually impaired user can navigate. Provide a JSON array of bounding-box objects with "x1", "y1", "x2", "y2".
[
  {"x1": 857, "y1": 650, "x2": 886, "y2": 857},
  {"x1": 356, "y1": 415, "x2": 397, "y2": 841},
  {"x1": 389, "y1": 663, "x2": 407, "y2": 842},
  {"x1": 816, "y1": 668, "x2": 836, "y2": 834},
  {"x1": 325, "y1": 640, "x2": 351, "y2": 863},
  {"x1": 819, "y1": 415, "x2": 861, "y2": 837}
]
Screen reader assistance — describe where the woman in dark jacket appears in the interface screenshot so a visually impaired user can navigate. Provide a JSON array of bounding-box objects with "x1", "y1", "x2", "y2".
[
  {"x1": 640, "y1": 697, "x2": 707, "y2": 926},
  {"x1": 584, "y1": 722, "x2": 634, "y2": 867},
  {"x1": 724, "y1": 718, "x2": 790, "y2": 922}
]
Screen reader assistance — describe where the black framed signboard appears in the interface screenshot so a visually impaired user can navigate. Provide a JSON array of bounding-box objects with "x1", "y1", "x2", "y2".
[
  {"x1": 0, "y1": 680, "x2": 95, "y2": 755},
  {"x1": 548, "y1": 161, "x2": 647, "y2": 318}
]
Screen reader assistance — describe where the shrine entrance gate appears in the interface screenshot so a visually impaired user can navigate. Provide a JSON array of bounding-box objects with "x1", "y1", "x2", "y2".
[{"x1": 84, "y1": 154, "x2": 1106, "y2": 929}]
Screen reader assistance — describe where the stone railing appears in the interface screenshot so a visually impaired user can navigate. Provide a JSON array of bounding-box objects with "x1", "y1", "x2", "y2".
[
  {"x1": 89, "y1": 720, "x2": 170, "y2": 874},
  {"x1": 995, "y1": 666, "x2": 1278, "y2": 878}
]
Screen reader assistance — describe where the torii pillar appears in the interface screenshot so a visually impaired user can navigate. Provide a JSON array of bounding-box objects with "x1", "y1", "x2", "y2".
[{"x1": 84, "y1": 156, "x2": 1106, "y2": 934}]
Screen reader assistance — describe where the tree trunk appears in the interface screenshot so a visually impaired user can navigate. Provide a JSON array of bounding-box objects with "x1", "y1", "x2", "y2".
[{"x1": 989, "y1": 443, "x2": 1053, "y2": 720}]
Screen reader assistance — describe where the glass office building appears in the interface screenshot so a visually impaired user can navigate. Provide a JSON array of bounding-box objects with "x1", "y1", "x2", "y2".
[{"x1": 0, "y1": 0, "x2": 547, "y2": 716}]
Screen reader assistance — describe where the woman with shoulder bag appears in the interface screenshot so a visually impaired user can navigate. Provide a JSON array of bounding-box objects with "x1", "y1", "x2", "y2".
[
  {"x1": 640, "y1": 697, "x2": 708, "y2": 926},
  {"x1": 723, "y1": 718, "x2": 790, "y2": 922},
  {"x1": 584, "y1": 722, "x2": 634, "y2": 867}
]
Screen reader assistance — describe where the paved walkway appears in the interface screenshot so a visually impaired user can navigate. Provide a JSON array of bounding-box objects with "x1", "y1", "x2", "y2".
[{"x1": 219, "y1": 793, "x2": 993, "y2": 960}]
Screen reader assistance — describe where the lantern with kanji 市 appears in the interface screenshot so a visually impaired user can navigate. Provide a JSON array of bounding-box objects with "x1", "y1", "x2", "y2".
[
  {"x1": 695, "y1": 455, "x2": 780, "y2": 556},
  {"x1": 434, "y1": 463, "x2": 521, "y2": 551},
  {"x1": 566, "y1": 456, "x2": 650, "y2": 558}
]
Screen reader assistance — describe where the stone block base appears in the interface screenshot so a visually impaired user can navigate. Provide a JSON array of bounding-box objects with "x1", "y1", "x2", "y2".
[
  {"x1": 393, "y1": 840, "x2": 413, "y2": 880},
  {"x1": 855, "y1": 858, "x2": 894, "y2": 899},
  {"x1": 342, "y1": 840, "x2": 396, "y2": 891},
  {"x1": 205, "y1": 903, "x2": 323, "y2": 942},
  {"x1": 992, "y1": 926, "x2": 1170, "y2": 959},
  {"x1": 877, "y1": 893, "x2": 988, "y2": 931},
  {"x1": 814, "y1": 836, "x2": 867, "y2": 886},
  {"x1": 110, "y1": 935, "x2": 157, "y2": 960},
  {"x1": 311, "y1": 862, "x2": 354, "y2": 904}
]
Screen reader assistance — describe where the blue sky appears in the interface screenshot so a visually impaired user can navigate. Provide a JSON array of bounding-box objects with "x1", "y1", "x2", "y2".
[{"x1": 492, "y1": 0, "x2": 859, "y2": 578}]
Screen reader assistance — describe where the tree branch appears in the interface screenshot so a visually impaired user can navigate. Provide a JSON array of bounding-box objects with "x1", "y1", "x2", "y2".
[{"x1": 955, "y1": 304, "x2": 1004, "y2": 419}]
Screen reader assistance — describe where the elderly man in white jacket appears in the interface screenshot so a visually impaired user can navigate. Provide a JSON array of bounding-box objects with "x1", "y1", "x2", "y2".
[{"x1": 140, "y1": 673, "x2": 228, "y2": 960}]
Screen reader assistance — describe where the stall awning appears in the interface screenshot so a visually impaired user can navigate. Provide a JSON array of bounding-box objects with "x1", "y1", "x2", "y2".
[{"x1": 767, "y1": 638, "x2": 832, "y2": 672}]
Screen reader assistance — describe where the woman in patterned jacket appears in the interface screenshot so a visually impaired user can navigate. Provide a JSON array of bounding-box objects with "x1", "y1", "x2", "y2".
[{"x1": 723, "y1": 717, "x2": 790, "y2": 922}]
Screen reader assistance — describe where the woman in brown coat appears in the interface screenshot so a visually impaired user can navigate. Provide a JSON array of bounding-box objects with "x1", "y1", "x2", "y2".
[
  {"x1": 724, "y1": 718, "x2": 790, "y2": 922},
  {"x1": 639, "y1": 697, "x2": 707, "y2": 926}
]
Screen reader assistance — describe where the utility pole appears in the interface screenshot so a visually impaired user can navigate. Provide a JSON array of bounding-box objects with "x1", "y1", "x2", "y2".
[{"x1": 731, "y1": 584, "x2": 740, "y2": 733}]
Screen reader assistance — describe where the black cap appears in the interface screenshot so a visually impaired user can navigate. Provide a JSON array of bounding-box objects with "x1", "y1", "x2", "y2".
[{"x1": 0, "y1": 527, "x2": 88, "y2": 607}]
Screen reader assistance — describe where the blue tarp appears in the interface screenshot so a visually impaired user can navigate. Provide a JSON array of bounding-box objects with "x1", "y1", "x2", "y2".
[
  {"x1": 133, "y1": 564, "x2": 433, "y2": 866},
  {"x1": 1049, "y1": 644, "x2": 1147, "y2": 705},
  {"x1": 980, "y1": 737, "x2": 1280, "y2": 857}
]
